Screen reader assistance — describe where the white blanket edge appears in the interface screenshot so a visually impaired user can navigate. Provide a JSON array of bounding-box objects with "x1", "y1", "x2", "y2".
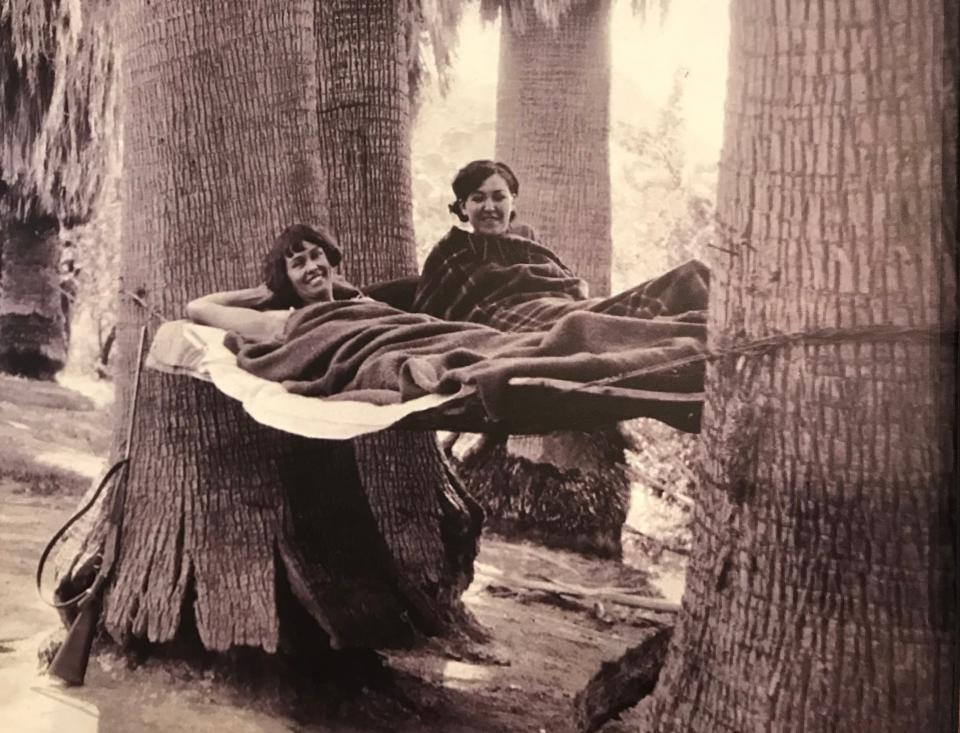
[{"x1": 145, "y1": 321, "x2": 469, "y2": 440}]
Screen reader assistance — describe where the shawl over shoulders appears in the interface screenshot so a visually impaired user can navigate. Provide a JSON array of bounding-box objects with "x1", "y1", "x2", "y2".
[{"x1": 411, "y1": 227, "x2": 590, "y2": 328}]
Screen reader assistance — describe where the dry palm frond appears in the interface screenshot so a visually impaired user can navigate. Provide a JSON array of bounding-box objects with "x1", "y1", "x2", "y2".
[
  {"x1": 0, "y1": 0, "x2": 119, "y2": 225},
  {"x1": 406, "y1": 0, "x2": 465, "y2": 100},
  {"x1": 413, "y1": 0, "x2": 612, "y2": 98},
  {"x1": 632, "y1": 0, "x2": 671, "y2": 25},
  {"x1": 479, "y1": 0, "x2": 499, "y2": 24},
  {"x1": 0, "y1": 0, "x2": 59, "y2": 201},
  {"x1": 485, "y1": 0, "x2": 672, "y2": 33},
  {"x1": 660, "y1": 0, "x2": 671, "y2": 22},
  {"x1": 483, "y1": 0, "x2": 576, "y2": 34},
  {"x1": 37, "y1": 3, "x2": 119, "y2": 225},
  {"x1": 418, "y1": 0, "x2": 464, "y2": 93}
]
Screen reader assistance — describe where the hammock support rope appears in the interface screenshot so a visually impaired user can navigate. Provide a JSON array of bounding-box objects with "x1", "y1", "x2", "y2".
[{"x1": 130, "y1": 291, "x2": 954, "y2": 438}]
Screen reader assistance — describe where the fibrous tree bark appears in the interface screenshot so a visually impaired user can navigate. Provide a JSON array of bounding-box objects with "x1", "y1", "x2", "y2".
[
  {"x1": 65, "y1": 0, "x2": 477, "y2": 657},
  {"x1": 456, "y1": 428, "x2": 628, "y2": 559},
  {"x1": 314, "y1": 0, "x2": 482, "y2": 633},
  {"x1": 634, "y1": 1, "x2": 958, "y2": 730},
  {"x1": 315, "y1": 0, "x2": 418, "y2": 282},
  {"x1": 0, "y1": 192, "x2": 64, "y2": 378},
  {"x1": 494, "y1": 0, "x2": 612, "y2": 296},
  {"x1": 456, "y1": 0, "x2": 627, "y2": 558},
  {"x1": 574, "y1": 626, "x2": 672, "y2": 733}
]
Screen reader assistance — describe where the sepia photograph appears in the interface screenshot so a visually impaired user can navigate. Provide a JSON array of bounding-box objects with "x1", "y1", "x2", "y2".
[{"x1": 0, "y1": 0, "x2": 956, "y2": 731}]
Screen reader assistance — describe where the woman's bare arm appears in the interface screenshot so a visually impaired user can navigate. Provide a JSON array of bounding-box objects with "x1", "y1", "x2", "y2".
[{"x1": 186, "y1": 285, "x2": 291, "y2": 342}]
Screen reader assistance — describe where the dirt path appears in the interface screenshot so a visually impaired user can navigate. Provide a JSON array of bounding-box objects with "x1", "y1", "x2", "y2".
[{"x1": 0, "y1": 375, "x2": 685, "y2": 732}]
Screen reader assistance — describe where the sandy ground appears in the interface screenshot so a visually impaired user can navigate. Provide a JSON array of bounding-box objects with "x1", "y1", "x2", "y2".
[{"x1": 0, "y1": 373, "x2": 687, "y2": 732}]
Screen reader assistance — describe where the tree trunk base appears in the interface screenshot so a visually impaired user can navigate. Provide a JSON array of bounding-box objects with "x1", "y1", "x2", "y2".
[
  {"x1": 0, "y1": 313, "x2": 66, "y2": 379},
  {"x1": 42, "y1": 628, "x2": 420, "y2": 726},
  {"x1": 483, "y1": 520, "x2": 623, "y2": 559},
  {"x1": 454, "y1": 428, "x2": 630, "y2": 559},
  {"x1": 0, "y1": 208, "x2": 65, "y2": 380},
  {"x1": 574, "y1": 626, "x2": 673, "y2": 733}
]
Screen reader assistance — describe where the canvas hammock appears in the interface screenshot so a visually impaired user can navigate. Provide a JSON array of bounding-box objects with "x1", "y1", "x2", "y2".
[
  {"x1": 146, "y1": 309, "x2": 705, "y2": 440},
  {"x1": 148, "y1": 234, "x2": 710, "y2": 439}
]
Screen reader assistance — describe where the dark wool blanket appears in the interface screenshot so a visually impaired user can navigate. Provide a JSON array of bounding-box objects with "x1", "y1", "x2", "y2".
[
  {"x1": 411, "y1": 227, "x2": 709, "y2": 332},
  {"x1": 227, "y1": 253, "x2": 709, "y2": 422}
]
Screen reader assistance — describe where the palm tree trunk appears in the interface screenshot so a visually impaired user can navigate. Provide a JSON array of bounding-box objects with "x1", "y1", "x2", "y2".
[
  {"x1": 464, "y1": 0, "x2": 626, "y2": 558},
  {"x1": 315, "y1": 0, "x2": 483, "y2": 630},
  {"x1": 635, "y1": 1, "x2": 957, "y2": 729},
  {"x1": 495, "y1": 0, "x2": 612, "y2": 296},
  {"x1": 71, "y1": 0, "x2": 474, "y2": 655},
  {"x1": 0, "y1": 194, "x2": 66, "y2": 380},
  {"x1": 315, "y1": 0, "x2": 418, "y2": 282}
]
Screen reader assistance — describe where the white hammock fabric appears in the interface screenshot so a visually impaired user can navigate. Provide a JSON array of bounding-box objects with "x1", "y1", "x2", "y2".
[{"x1": 146, "y1": 320, "x2": 469, "y2": 440}]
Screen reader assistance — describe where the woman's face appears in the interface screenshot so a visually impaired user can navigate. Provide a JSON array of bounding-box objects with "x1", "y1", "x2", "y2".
[
  {"x1": 462, "y1": 173, "x2": 514, "y2": 235},
  {"x1": 285, "y1": 243, "x2": 334, "y2": 303}
]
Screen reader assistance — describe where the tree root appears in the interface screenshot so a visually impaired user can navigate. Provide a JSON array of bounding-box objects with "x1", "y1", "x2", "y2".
[{"x1": 574, "y1": 626, "x2": 673, "y2": 733}]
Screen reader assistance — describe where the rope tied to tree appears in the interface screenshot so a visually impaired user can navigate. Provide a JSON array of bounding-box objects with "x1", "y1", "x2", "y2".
[
  {"x1": 119, "y1": 288, "x2": 172, "y2": 324},
  {"x1": 117, "y1": 285, "x2": 956, "y2": 410},
  {"x1": 559, "y1": 322, "x2": 958, "y2": 396}
]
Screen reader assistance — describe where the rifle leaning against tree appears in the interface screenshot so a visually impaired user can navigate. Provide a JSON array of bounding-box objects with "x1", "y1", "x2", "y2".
[{"x1": 36, "y1": 326, "x2": 147, "y2": 686}]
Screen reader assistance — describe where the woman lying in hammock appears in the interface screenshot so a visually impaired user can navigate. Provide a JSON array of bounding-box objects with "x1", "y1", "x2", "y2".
[
  {"x1": 179, "y1": 216, "x2": 706, "y2": 431},
  {"x1": 186, "y1": 224, "x2": 359, "y2": 341},
  {"x1": 408, "y1": 159, "x2": 710, "y2": 333}
]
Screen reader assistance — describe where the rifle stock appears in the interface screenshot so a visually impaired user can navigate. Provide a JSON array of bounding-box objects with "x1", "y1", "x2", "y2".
[{"x1": 48, "y1": 576, "x2": 106, "y2": 685}]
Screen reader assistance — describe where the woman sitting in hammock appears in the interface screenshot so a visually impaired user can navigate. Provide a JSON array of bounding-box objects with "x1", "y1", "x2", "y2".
[
  {"x1": 186, "y1": 223, "x2": 361, "y2": 341},
  {"x1": 406, "y1": 159, "x2": 709, "y2": 333},
  {"x1": 178, "y1": 193, "x2": 706, "y2": 427}
]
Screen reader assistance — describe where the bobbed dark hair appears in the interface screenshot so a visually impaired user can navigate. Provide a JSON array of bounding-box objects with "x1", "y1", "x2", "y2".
[
  {"x1": 448, "y1": 159, "x2": 520, "y2": 223},
  {"x1": 262, "y1": 223, "x2": 341, "y2": 307}
]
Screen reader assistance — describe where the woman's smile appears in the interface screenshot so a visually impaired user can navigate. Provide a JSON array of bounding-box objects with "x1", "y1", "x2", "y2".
[
  {"x1": 286, "y1": 243, "x2": 334, "y2": 302},
  {"x1": 304, "y1": 268, "x2": 327, "y2": 284},
  {"x1": 463, "y1": 173, "x2": 514, "y2": 235}
]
